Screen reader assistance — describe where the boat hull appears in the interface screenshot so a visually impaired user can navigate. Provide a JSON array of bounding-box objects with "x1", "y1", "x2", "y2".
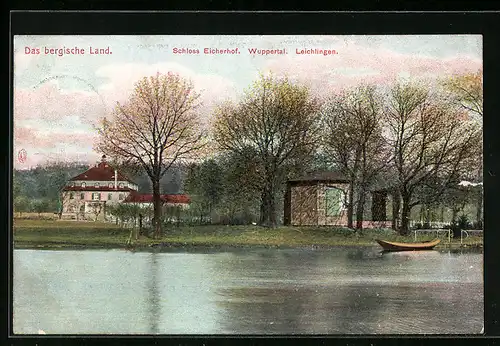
[{"x1": 376, "y1": 239, "x2": 441, "y2": 252}]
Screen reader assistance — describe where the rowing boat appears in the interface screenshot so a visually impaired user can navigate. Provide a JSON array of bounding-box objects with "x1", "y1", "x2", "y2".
[{"x1": 375, "y1": 238, "x2": 441, "y2": 252}]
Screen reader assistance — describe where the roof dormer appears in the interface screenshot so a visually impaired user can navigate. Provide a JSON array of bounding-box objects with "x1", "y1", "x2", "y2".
[{"x1": 97, "y1": 155, "x2": 109, "y2": 169}]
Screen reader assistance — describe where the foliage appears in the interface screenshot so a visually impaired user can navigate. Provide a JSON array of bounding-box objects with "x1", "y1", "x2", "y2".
[
  {"x1": 383, "y1": 81, "x2": 482, "y2": 234},
  {"x1": 183, "y1": 159, "x2": 224, "y2": 222},
  {"x1": 14, "y1": 196, "x2": 32, "y2": 216},
  {"x1": 32, "y1": 199, "x2": 52, "y2": 217},
  {"x1": 442, "y1": 69, "x2": 483, "y2": 118},
  {"x1": 106, "y1": 203, "x2": 142, "y2": 227},
  {"x1": 213, "y1": 73, "x2": 322, "y2": 227},
  {"x1": 321, "y1": 85, "x2": 390, "y2": 230},
  {"x1": 14, "y1": 162, "x2": 88, "y2": 200},
  {"x1": 457, "y1": 214, "x2": 471, "y2": 230},
  {"x1": 95, "y1": 72, "x2": 207, "y2": 238}
]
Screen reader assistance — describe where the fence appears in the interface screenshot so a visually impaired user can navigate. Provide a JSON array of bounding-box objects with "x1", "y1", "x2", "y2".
[
  {"x1": 409, "y1": 221, "x2": 450, "y2": 229},
  {"x1": 413, "y1": 228, "x2": 483, "y2": 244}
]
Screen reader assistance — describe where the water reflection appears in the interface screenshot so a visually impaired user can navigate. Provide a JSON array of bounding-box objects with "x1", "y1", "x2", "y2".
[
  {"x1": 13, "y1": 247, "x2": 483, "y2": 334},
  {"x1": 146, "y1": 253, "x2": 160, "y2": 334}
]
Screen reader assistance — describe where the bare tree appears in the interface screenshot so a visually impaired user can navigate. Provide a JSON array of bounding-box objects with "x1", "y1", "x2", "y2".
[
  {"x1": 383, "y1": 81, "x2": 482, "y2": 234},
  {"x1": 322, "y1": 85, "x2": 390, "y2": 230},
  {"x1": 89, "y1": 202, "x2": 103, "y2": 222},
  {"x1": 442, "y1": 69, "x2": 483, "y2": 118},
  {"x1": 442, "y1": 69, "x2": 483, "y2": 227},
  {"x1": 213, "y1": 74, "x2": 322, "y2": 227},
  {"x1": 95, "y1": 72, "x2": 207, "y2": 238}
]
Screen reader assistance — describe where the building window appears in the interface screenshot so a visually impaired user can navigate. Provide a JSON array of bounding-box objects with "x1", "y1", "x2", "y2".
[
  {"x1": 108, "y1": 193, "x2": 112, "y2": 201},
  {"x1": 81, "y1": 182, "x2": 86, "y2": 188},
  {"x1": 92, "y1": 193, "x2": 101, "y2": 200},
  {"x1": 70, "y1": 192, "x2": 74, "y2": 199},
  {"x1": 119, "y1": 193, "x2": 124, "y2": 200},
  {"x1": 325, "y1": 187, "x2": 345, "y2": 217},
  {"x1": 108, "y1": 183, "x2": 114, "y2": 188},
  {"x1": 80, "y1": 193, "x2": 85, "y2": 199},
  {"x1": 118, "y1": 182, "x2": 124, "y2": 188}
]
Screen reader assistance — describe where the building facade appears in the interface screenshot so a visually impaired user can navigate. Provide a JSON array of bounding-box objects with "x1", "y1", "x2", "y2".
[
  {"x1": 60, "y1": 155, "x2": 190, "y2": 221},
  {"x1": 60, "y1": 156, "x2": 139, "y2": 221},
  {"x1": 284, "y1": 171, "x2": 350, "y2": 226},
  {"x1": 123, "y1": 191, "x2": 190, "y2": 210},
  {"x1": 284, "y1": 171, "x2": 395, "y2": 228}
]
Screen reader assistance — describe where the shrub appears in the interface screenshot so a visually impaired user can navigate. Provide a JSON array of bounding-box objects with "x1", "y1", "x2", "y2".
[
  {"x1": 457, "y1": 214, "x2": 471, "y2": 230},
  {"x1": 470, "y1": 221, "x2": 483, "y2": 230}
]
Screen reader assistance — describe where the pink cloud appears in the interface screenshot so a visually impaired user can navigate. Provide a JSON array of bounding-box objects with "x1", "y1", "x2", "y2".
[
  {"x1": 13, "y1": 43, "x2": 481, "y2": 169},
  {"x1": 95, "y1": 62, "x2": 237, "y2": 117},
  {"x1": 263, "y1": 44, "x2": 482, "y2": 97},
  {"x1": 14, "y1": 81, "x2": 108, "y2": 125},
  {"x1": 13, "y1": 62, "x2": 235, "y2": 168},
  {"x1": 14, "y1": 129, "x2": 99, "y2": 169}
]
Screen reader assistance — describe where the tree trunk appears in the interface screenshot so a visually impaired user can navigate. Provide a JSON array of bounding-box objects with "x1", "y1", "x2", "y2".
[
  {"x1": 347, "y1": 180, "x2": 355, "y2": 229},
  {"x1": 355, "y1": 185, "x2": 367, "y2": 230},
  {"x1": 139, "y1": 213, "x2": 143, "y2": 236},
  {"x1": 451, "y1": 206, "x2": 459, "y2": 225},
  {"x1": 259, "y1": 194, "x2": 266, "y2": 225},
  {"x1": 400, "y1": 193, "x2": 412, "y2": 235},
  {"x1": 152, "y1": 179, "x2": 162, "y2": 239},
  {"x1": 259, "y1": 180, "x2": 276, "y2": 228},
  {"x1": 424, "y1": 204, "x2": 431, "y2": 227},
  {"x1": 391, "y1": 190, "x2": 401, "y2": 231},
  {"x1": 476, "y1": 189, "x2": 483, "y2": 228},
  {"x1": 419, "y1": 205, "x2": 424, "y2": 223},
  {"x1": 476, "y1": 164, "x2": 483, "y2": 228}
]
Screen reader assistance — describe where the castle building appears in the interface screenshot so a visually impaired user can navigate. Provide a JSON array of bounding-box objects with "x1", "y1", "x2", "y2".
[{"x1": 60, "y1": 155, "x2": 190, "y2": 221}]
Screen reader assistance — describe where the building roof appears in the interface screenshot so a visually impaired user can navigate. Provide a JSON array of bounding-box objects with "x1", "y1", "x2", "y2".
[
  {"x1": 62, "y1": 186, "x2": 135, "y2": 192},
  {"x1": 288, "y1": 171, "x2": 350, "y2": 183},
  {"x1": 69, "y1": 156, "x2": 135, "y2": 183},
  {"x1": 123, "y1": 191, "x2": 190, "y2": 204}
]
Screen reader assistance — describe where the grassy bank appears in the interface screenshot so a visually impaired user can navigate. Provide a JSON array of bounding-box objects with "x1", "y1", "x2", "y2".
[{"x1": 13, "y1": 219, "x2": 483, "y2": 250}]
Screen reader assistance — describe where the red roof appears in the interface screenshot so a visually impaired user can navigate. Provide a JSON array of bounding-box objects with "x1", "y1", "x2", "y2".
[
  {"x1": 62, "y1": 186, "x2": 135, "y2": 192},
  {"x1": 124, "y1": 191, "x2": 190, "y2": 204},
  {"x1": 69, "y1": 161, "x2": 134, "y2": 183}
]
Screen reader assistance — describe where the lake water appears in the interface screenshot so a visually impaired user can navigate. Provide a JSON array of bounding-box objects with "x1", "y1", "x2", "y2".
[{"x1": 13, "y1": 247, "x2": 483, "y2": 335}]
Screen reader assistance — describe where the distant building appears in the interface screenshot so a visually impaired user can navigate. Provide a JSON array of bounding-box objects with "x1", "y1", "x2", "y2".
[
  {"x1": 283, "y1": 171, "x2": 395, "y2": 228},
  {"x1": 123, "y1": 191, "x2": 190, "y2": 209},
  {"x1": 284, "y1": 171, "x2": 351, "y2": 227},
  {"x1": 60, "y1": 155, "x2": 190, "y2": 221}
]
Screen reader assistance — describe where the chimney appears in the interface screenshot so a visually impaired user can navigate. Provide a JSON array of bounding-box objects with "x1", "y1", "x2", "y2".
[
  {"x1": 114, "y1": 169, "x2": 118, "y2": 190},
  {"x1": 98, "y1": 155, "x2": 107, "y2": 168}
]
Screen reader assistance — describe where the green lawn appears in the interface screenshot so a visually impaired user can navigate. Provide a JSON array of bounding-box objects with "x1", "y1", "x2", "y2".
[{"x1": 12, "y1": 219, "x2": 483, "y2": 250}]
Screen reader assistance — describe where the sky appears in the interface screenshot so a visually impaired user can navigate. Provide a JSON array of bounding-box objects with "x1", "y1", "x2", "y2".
[{"x1": 13, "y1": 35, "x2": 482, "y2": 169}]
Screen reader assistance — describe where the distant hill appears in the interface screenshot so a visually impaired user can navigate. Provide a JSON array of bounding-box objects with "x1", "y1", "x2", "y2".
[
  {"x1": 13, "y1": 162, "x2": 186, "y2": 202},
  {"x1": 131, "y1": 165, "x2": 185, "y2": 194}
]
